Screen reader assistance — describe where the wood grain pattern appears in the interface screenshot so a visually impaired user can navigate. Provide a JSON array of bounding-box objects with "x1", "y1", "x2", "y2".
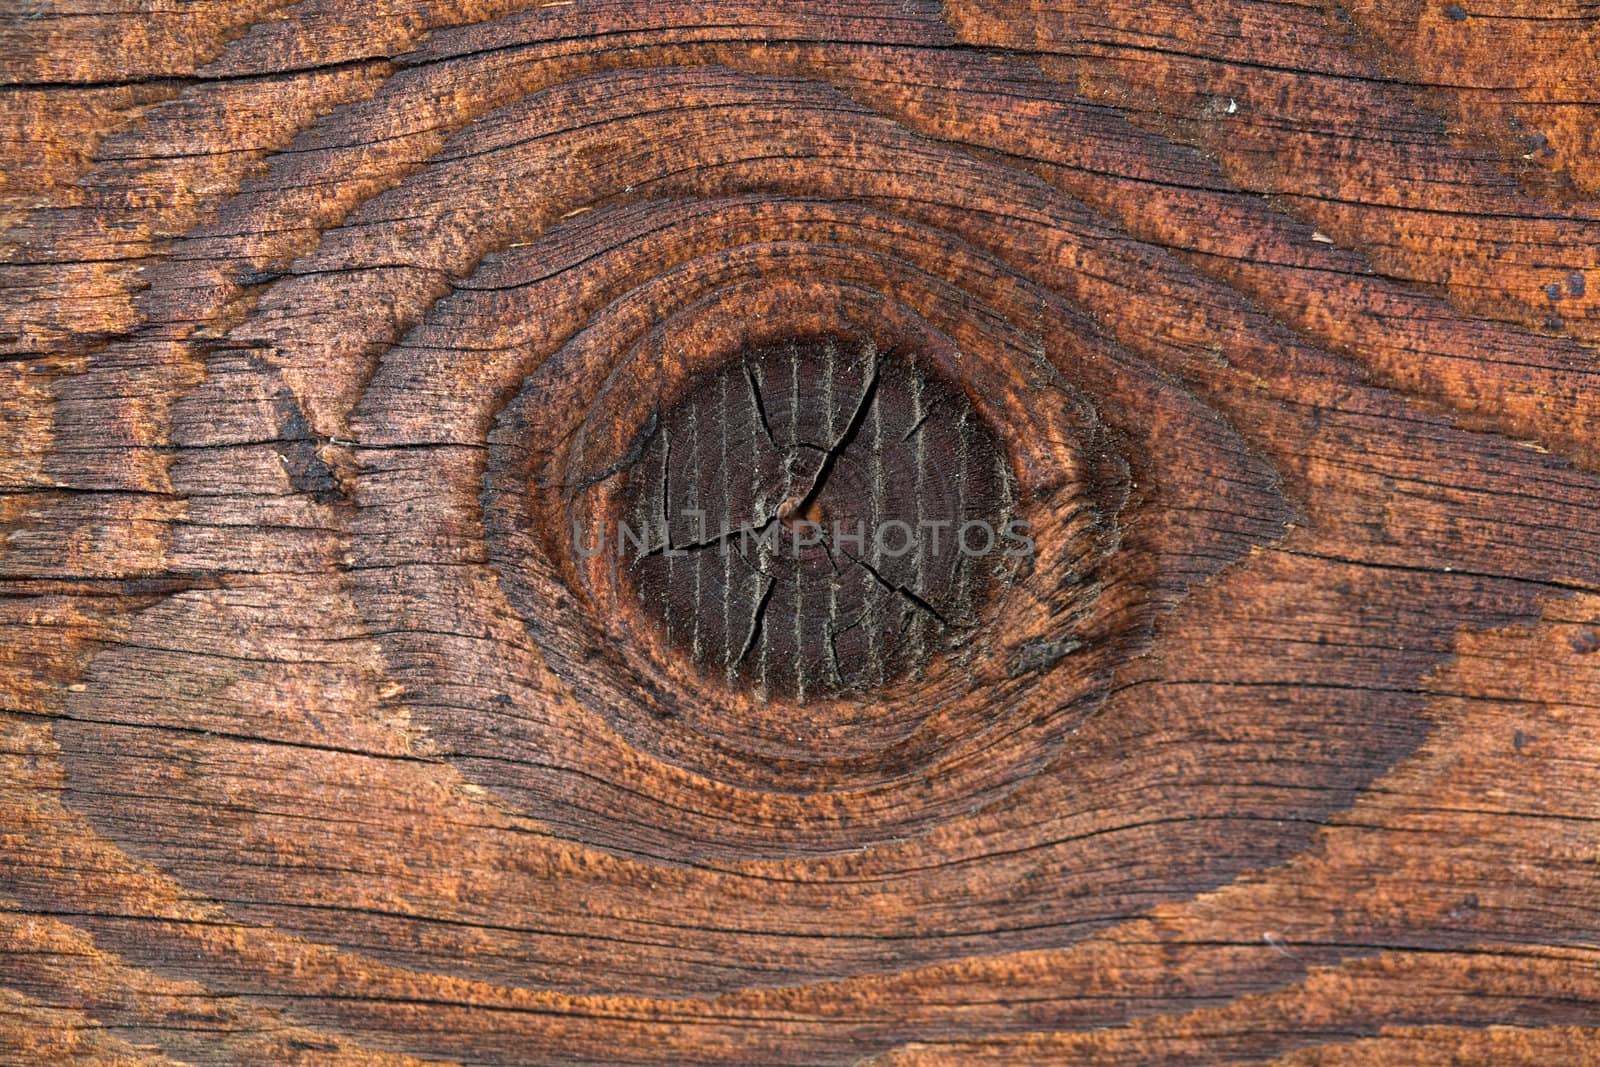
[{"x1": 2, "y1": 1, "x2": 1597, "y2": 1063}]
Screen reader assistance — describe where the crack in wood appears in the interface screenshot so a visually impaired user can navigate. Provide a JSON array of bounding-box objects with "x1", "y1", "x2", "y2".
[{"x1": 624, "y1": 336, "x2": 1011, "y2": 701}]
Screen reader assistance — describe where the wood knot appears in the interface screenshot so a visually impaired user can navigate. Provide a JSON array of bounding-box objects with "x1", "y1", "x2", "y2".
[{"x1": 619, "y1": 336, "x2": 1017, "y2": 701}]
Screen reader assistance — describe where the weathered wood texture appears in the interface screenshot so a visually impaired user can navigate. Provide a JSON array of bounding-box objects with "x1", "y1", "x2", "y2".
[{"x1": 2, "y1": 1, "x2": 1598, "y2": 1063}]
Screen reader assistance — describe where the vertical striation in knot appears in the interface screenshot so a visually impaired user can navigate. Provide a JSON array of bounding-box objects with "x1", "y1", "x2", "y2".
[{"x1": 622, "y1": 337, "x2": 1015, "y2": 702}]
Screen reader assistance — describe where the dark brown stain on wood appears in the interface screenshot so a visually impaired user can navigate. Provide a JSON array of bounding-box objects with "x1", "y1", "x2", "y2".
[{"x1": 624, "y1": 336, "x2": 1012, "y2": 700}]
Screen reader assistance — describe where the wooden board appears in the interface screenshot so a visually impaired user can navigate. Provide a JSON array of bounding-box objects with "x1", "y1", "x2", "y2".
[{"x1": 3, "y1": 1, "x2": 1598, "y2": 1063}]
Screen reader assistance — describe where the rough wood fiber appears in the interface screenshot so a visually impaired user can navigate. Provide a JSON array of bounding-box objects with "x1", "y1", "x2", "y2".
[{"x1": 1, "y1": 1, "x2": 1597, "y2": 1064}]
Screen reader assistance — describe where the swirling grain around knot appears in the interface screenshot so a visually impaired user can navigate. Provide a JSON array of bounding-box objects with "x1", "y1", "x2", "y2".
[{"x1": 2, "y1": 1, "x2": 1600, "y2": 1065}]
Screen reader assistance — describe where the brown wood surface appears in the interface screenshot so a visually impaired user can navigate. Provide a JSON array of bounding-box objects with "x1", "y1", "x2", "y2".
[{"x1": 3, "y1": 1, "x2": 1599, "y2": 1064}]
